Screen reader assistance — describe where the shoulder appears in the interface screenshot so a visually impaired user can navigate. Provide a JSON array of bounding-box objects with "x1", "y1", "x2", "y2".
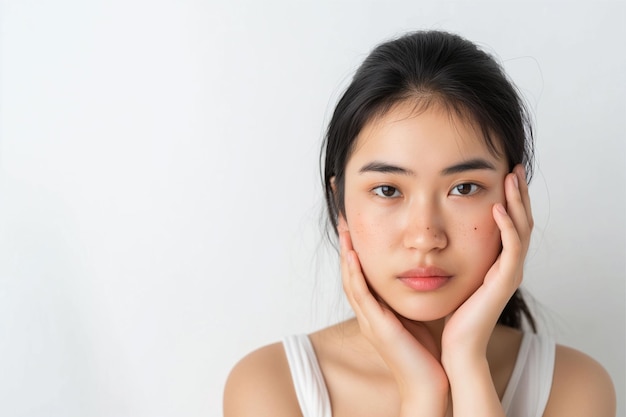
[
  {"x1": 543, "y1": 344, "x2": 616, "y2": 417},
  {"x1": 223, "y1": 341, "x2": 302, "y2": 417}
]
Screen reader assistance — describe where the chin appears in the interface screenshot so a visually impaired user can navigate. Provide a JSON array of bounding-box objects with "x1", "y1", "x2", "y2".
[
  {"x1": 369, "y1": 281, "x2": 472, "y2": 323},
  {"x1": 384, "y1": 298, "x2": 458, "y2": 323},
  {"x1": 395, "y1": 308, "x2": 451, "y2": 323}
]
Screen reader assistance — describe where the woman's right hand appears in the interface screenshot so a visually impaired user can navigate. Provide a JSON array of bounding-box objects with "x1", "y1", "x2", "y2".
[{"x1": 339, "y1": 226, "x2": 449, "y2": 416}]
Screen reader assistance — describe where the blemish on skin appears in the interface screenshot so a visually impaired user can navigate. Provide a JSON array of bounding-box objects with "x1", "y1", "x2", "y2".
[{"x1": 474, "y1": 227, "x2": 478, "y2": 231}]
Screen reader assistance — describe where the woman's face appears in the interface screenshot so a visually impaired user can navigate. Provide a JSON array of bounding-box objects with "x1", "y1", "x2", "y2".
[{"x1": 342, "y1": 102, "x2": 509, "y2": 322}]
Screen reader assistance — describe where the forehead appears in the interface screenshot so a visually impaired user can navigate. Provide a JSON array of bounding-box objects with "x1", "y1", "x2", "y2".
[{"x1": 347, "y1": 102, "x2": 506, "y2": 171}]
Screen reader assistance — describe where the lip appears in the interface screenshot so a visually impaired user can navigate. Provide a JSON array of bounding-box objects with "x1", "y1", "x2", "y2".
[{"x1": 397, "y1": 266, "x2": 452, "y2": 291}]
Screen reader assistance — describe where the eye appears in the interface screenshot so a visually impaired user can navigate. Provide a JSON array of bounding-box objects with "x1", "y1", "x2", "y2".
[
  {"x1": 372, "y1": 185, "x2": 401, "y2": 198},
  {"x1": 450, "y1": 183, "x2": 481, "y2": 196}
]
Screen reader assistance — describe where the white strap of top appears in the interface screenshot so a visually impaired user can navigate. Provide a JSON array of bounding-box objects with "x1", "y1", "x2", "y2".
[
  {"x1": 501, "y1": 332, "x2": 556, "y2": 417},
  {"x1": 283, "y1": 334, "x2": 332, "y2": 417}
]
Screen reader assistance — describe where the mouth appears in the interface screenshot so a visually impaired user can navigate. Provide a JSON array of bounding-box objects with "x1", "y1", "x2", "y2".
[{"x1": 397, "y1": 266, "x2": 452, "y2": 291}]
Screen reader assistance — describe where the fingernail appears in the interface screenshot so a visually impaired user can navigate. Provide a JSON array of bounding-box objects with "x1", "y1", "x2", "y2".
[
  {"x1": 496, "y1": 203, "x2": 506, "y2": 215},
  {"x1": 512, "y1": 173, "x2": 519, "y2": 189}
]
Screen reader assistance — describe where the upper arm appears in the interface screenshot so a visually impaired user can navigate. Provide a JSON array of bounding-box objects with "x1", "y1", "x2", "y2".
[
  {"x1": 543, "y1": 344, "x2": 616, "y2": 417},
  {"x1": 223, "y1": 342, "x2": 303, "y2": 417}
]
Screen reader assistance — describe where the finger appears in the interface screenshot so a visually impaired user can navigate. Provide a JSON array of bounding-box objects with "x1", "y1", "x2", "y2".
[
  {"x1": 461, "y1": 204, "x2": 524, "y2": 328},
  {"x1": 504, "y1": 170, "x2": 532, "y2": 247},
  {"x1": 346, "y1": 250, "x2": 375, "y2": 309},
  {"x1": 492, "y1": 203, "x2": 524, "y2": 286},
  {"x1": 339, "y1": 231, "x2": 356, "y2": 305},
  {"x1": 347, "y1": 249, "x2": 388, "y2": 323},
  {"x1": 342, "y1": 237, "x2": 397, "y2": 330},
  {"x1": 514, "y1": 164, "x2": 534, "y2": 229},
  {"x1": 339, "y1": 231, "x2": 372, "y2": 322}
]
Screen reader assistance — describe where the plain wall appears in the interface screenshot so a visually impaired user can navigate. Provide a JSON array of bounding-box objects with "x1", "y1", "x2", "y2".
[{"x1": 0, "y1": 1, "x2": 624, "y2": 416}]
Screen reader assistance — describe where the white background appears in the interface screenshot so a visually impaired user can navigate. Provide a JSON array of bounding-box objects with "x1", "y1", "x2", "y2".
[{"x1": 0, "y1": 1, "x2": 624, "y2": 416}]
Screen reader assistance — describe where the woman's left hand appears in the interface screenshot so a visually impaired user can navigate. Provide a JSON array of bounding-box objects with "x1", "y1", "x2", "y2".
[{"x1": 441, "y1": 164, "x2": 534, "y2": 364}]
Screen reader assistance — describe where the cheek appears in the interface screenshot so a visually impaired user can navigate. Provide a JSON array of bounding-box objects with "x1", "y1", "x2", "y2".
[
  {"x1": 344, "y1": 190, "x2": 396, "y2": 255},
  {"x1": 471, "y1": 211, "x2": 499, "y2": 236},
  {"x1": 344, "y1": 207, "x2": 398, "y2": 280},
  {"x1": 346, "y1": 211, "x2": 385, "y2": 254},
  {"x1": 459, "y1": 208, "x2": 502, "y2": 261}
]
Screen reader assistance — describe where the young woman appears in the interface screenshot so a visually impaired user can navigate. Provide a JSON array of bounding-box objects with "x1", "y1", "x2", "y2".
[{"x1": 223, "y1": 31, "x2": 615, "y2": 417}]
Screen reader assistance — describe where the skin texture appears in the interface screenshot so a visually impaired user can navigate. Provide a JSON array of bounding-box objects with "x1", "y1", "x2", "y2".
[
  {"x1": 342, "y1": 103, "x2": 508, "y2": 325},
  {"x1": 223, "y1": 103, "x2": 616, "y2": 417},
  {"x1": 338, "y1": 103, "x2": 529, "y2": 416}
]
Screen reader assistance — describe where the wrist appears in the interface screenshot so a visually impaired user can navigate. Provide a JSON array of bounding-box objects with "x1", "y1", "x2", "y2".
[
  {"x1": 442, "y1": 357, "x2": 505, "y2": 417},
  {"x1": 441, "y1": 353, "x2": 489, "y2": 380},
  {"x1": 441, "y1": 342, "x2": 488, "y2": 369}
]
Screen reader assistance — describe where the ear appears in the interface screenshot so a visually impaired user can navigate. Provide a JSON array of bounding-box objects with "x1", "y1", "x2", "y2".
[{"x1": 330, "y1": 176, "x2": 337, "y2": 194}]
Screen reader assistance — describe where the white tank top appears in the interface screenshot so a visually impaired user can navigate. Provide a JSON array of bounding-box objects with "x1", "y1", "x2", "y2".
[{"x1": 283, "y1": 332, "x2": 555, "y2": 417}]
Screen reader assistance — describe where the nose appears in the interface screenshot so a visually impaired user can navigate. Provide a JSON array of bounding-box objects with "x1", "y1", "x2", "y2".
[{"x1": 402, "y1": 197, "x2": 448, "y2": 252}]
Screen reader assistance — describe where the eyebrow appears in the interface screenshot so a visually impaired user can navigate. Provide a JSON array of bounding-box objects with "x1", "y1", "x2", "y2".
[
  {"x1": 358, "y1": 161, "x2": 415, "y2": 176},
  {"x1": 441, "y1": 158, "x2": 497, "y2": 175},
  {"x1": 358, "y1": 158, "x2": 496, "y2": 176}
]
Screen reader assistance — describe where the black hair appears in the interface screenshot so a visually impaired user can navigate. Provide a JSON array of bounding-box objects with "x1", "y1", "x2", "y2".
[{"x1": 321, "y1": 30, "x2": 536, "y2": 331}]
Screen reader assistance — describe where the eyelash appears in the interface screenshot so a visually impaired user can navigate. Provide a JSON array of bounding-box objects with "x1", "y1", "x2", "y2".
[
  {"x1": 371, "y1": 182, "x2": 483, "y2": 198},
  {"x1": 371, "y1": 185, "x2": 402, "y2": 198},
  {"x1": 449, "y1": 183, "x2": 482, "y2": 196}
]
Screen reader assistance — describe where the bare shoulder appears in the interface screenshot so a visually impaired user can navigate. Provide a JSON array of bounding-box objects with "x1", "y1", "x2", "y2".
[
  {"x1": 543, "y1": 344, "x2": 616, "y2": 417},
  {"x1": 223, "y1": 342, "x2": 302, "y2": 417}
]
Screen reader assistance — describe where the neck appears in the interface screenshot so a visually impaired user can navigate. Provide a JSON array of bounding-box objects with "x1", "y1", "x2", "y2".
[
  {"x1": 397, "y1": 315, "x2": 447, "y2": 358},
  {"x1": 421, "y1": 318, "x2": 446, "y2": 350},
  {"x1": 337, "y1": 316, "x2": 449, "y2": 363}
]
